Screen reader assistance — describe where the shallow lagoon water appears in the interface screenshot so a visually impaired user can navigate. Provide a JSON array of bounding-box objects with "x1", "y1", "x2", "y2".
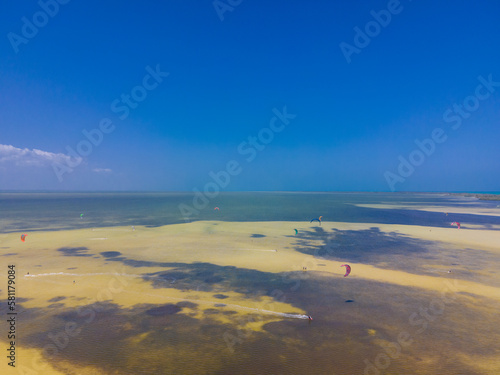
[
  {"x1": 1, "y1": 192, "x2": 500, "y2": 374},
  {"x1": 3, "y1": 191, "x2": 500, "y2": 233}
]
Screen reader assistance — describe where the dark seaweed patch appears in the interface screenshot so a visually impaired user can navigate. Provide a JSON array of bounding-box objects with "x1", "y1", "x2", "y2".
[
  {"x1": 48, "y1": 296, "x2": 66, "y2": 303},
  {"x1": 100, "y1": 251, "x2": 122, "y2": 258},
  {"x1": 204, "y1": 308, "x2": 219, "y2": 315},
  {"x1": 145, "y1": 304, "x2": 182, "y2": 316},
  {"x1": 176, "y1": 301, "x2": 197, "y2": 309},
  {"x1": 58, "y1": 247, "x2": 92, "y2": 257},
  {"x1": 48, "y1": 303, "x2": 65, "y2": 308}
]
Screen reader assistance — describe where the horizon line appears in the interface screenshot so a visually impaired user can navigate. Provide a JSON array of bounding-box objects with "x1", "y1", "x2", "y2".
[{"x1": 0, "y1": 190, "x2": 498, "y2": 195}]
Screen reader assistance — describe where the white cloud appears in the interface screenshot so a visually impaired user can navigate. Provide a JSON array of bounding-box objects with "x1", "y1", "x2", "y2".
[
  {"x1": 0, "y1": 144, "x2": 80, "y2": 167},
  {"x1": 92, "y1": 168, "x2": 112, "y2": 173}
]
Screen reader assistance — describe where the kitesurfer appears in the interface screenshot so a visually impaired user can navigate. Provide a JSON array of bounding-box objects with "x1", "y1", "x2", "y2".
[
  {"x1": 310, "y1": 217, "x2": 322, "y2": 225},
  {"x1": 341, "y1": 264, "x2": 351, "y2": 277}
]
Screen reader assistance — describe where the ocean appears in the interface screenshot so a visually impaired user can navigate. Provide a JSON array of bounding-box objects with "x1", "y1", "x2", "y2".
[{"x1": 2, "y1": 191, "x2": 499, "y2": 233}]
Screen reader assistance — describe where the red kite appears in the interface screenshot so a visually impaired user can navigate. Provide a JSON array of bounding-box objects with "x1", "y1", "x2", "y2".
[{"x1": 341, "y1": 264, "x2": 351, "y2": 277}]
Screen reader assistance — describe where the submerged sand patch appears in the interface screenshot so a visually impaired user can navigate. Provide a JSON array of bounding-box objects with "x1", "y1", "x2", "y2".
[{"x1": 353, "y1": 202, "x2": 500, "y2": 217}]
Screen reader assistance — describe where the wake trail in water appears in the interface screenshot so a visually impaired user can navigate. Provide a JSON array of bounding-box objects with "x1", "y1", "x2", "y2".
[
  {"x1": 232, "y1": 249, "x2": 277, "y2": 252},
  {"x1": 238, "y1": 308, "x2": 309, "y2": 319},
  {"x1": 90, "y1": 228, "x2": 132, "y2": 232},
  {"x1": 25, "y1": 273, "x2": 308, "y2": 320},
  {"x1": 24, "y1": 272, "x2": 158, "y2": 279},
  {"x1": 132, "y1": 290, "x2": 309, "y2": 320}
]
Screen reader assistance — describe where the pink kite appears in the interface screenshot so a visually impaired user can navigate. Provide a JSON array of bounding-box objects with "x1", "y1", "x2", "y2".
[
  {"x1": 214, "y1": 207, "x2": 220, "y2": 211},
  {"x1": 21, "y1": 234, "x2": 27, "y2": 242},
  {"x1": 451, "y1": 222, "x2": 461, "y2": 229},
  {"x1": 341, "y1": 264, "x2": 351, "y2": 277}
]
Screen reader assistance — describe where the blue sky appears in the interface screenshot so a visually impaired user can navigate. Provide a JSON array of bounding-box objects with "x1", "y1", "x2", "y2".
[{"x1": 1, "y1": 0, "x2": 499, "y2": 192}]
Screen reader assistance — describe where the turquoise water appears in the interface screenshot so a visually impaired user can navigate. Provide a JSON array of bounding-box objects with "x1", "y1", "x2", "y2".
[{"x1": 1, "y1": 191, "x2": 499, "y2": 233}]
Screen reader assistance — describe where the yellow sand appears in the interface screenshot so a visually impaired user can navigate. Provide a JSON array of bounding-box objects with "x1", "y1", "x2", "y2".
[
  {"x1": 353, "y1": 202, "x2": 500, "y2": 218},
  {"x1": 1, "y1": 217, "x2": 499, "y2": 374}
]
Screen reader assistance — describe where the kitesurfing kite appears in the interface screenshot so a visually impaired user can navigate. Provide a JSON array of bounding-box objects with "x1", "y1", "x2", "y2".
[
  {"x1": 294, "y1": 229, "x2": 298, "y2": 235},
  {"x1": 310, "y1": 216, "x2": 322, "y2": 225},
  {"x1": 451, "y1": 222, "x2": 461, "y2": 229},
  {"x1": 341, "y1": 264, "x2": 351, "y2": 277},
  {"x1": 214, "y1": 207, "x2": 220, "y2": 211},
  {"x1": 80, "y1": 214, "x2": 84, "y2": 219},
  {"x1": 21, "y1": 234, "x2": 27, "y2": 242}
]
